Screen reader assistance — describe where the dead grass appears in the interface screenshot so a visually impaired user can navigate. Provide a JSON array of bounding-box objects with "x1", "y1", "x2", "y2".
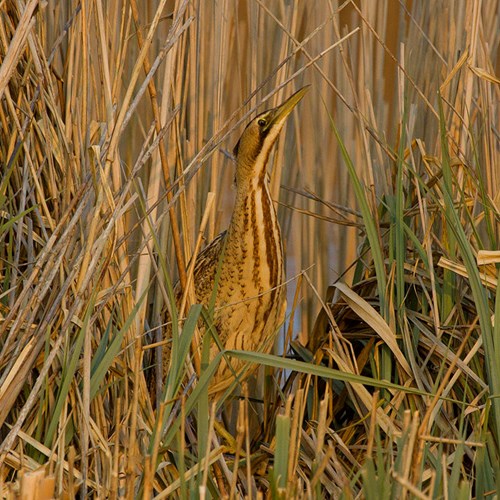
[{"x1": 1, "y1": 0, "x2": 499, "y2": 498}]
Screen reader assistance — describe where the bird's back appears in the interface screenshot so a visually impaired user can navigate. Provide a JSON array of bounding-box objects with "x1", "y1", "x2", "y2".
[{"x1": 190, "y1": 230, "x2": 227, "y2": 305}]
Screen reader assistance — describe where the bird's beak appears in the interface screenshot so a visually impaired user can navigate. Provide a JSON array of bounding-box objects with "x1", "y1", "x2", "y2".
[{"x1": 266, "y1": 85, "x2": 310, "y2": 131}]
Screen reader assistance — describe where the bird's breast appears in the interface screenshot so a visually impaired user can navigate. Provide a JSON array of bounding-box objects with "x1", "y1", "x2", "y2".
[
  {"x1": 214, "y1": 183, "x2": 286, "y2": 343},
  {"x1": 225, "y1": 183, "x2": 283, "y2": 290}
]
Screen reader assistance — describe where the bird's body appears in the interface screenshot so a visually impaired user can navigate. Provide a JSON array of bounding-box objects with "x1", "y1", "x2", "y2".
[
  {"x1": 188, "y1": 168, "x2": 287, "y2": 395},
  {"x1": 162, "y1": 87, "x2": 308, "y2": 398}
]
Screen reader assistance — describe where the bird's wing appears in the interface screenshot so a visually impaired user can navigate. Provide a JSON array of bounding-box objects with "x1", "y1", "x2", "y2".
[{"x1": 191, "y1": 230, "x2": 227, "y2": 303}]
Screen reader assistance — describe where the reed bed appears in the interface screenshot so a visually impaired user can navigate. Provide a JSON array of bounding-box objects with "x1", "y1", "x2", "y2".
[{"x1": 1, "y1": 0, "x2": 499, "y2": 498}]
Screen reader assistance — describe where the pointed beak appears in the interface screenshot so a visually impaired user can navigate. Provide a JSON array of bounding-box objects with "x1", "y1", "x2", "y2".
[{"x1": 266, "y1": 85, "x2": 310, "y2": 131}]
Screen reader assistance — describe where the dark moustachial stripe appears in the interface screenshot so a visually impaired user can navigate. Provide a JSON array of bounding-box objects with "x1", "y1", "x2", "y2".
[
  {"x1": 261, "y1": 182, "x2": 278, "y2": 291},
  {"x1": 250, "y1": 191, "x2": 262, "y2": 292},
  {"x1": 262, "y1": 200, "x2": 280, "y2": 326}
]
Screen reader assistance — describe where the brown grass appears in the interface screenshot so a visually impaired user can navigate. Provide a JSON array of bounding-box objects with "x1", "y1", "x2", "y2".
[{"x1": 1, "y1": 0, "x2": 499, "y2": 498}]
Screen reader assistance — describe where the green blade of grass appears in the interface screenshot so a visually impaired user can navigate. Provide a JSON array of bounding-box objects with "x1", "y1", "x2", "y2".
[
  {"x1": 437, "y1": 97, "x2": 499, "y2": 443},
  {"x1": 88, "y1": 285, "x2": 148, "y2": 400},
  {"x1": 327, "y1": 109, "x2": 388, "y2": 320},
  {"x1": 274, "y1": 413, "x2": 291, "y2": 492},
  {"x1": 161, "y1": 351, "x2": 223, "y2": 448},
  {"x1": 0, "y1": 206, "x2": 36, "y2": 234},
  {"x1": 227, "y1": 350, "x2": 427, "y2": 396},
  {"x1": 44, "y1": 294, "x2": 96, "y2": 447}
]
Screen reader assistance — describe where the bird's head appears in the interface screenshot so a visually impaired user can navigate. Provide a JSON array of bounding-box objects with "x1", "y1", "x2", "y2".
[{"x1": 233, "y1": 86, "x2": 309, "y2": 187}]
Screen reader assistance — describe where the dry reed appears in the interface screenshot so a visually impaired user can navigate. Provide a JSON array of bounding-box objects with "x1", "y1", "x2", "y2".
[{"x1": 0, "y1": 0, "x2": 499, "y2": 498}]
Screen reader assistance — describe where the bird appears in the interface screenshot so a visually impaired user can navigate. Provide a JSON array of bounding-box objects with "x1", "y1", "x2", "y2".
[{"x1": 162, "y1": 86, "x2": 309, "y2": 400}]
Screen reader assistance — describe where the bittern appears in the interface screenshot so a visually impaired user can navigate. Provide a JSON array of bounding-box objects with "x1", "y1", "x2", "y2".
[{"x1": 163, "y1": 86, "x2": 309, "y2": 398}]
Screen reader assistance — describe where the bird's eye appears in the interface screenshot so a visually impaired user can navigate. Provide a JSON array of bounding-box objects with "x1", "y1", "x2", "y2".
[{"x1": 257, "y1": 118, "x2": 267, "y2": 127}]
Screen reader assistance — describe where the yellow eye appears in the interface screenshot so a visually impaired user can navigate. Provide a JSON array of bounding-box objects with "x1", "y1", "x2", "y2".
[{"x1": 258, "y1": 118, "x2": 267, "y2": 127}]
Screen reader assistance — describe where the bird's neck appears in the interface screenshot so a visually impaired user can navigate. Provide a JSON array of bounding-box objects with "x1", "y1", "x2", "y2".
[
  {"x1": 231, "y1": 173, "x2": 276, "y2": 238},
  {"x1": 223, "y1": 171, "x2": 283, "y2": 290}
]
